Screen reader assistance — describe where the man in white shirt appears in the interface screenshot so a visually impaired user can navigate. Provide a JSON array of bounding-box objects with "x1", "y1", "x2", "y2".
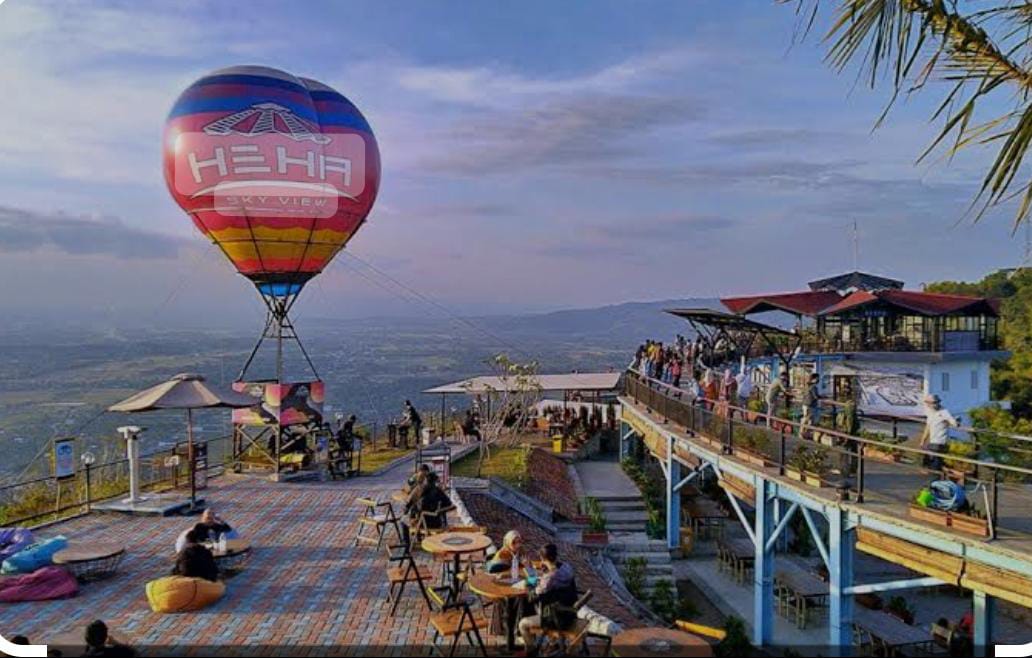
[{"x1": 920, "y1": 394, "x2": 958, "y2": 471}]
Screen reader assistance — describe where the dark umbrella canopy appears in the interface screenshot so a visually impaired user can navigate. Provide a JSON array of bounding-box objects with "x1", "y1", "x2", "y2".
[{"x1": 108, "y1": 373, "x2": 255, "y2": 412}]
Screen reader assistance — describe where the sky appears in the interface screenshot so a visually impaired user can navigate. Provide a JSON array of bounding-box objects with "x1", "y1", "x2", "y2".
[{"x1": 0, "y1": 0, "x2": 1026, "y2": 326}]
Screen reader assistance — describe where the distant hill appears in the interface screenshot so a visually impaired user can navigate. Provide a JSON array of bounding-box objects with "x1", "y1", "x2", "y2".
[{"x1": 479, "y1": 298, "x2": 721, "y2": 344}]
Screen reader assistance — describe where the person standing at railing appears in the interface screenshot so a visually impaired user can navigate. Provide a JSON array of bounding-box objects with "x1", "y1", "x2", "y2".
[
  {"x1": 670, "y1": 358, "x2": 682, "y2": 389},
  {"x1": 920, "y1": 394, "x2": 958, "y2": 471},
  {"x1": 765, "y1": 371, "x2": 789, "y2": 427},
  {"x1": 700, "y1": 369, "x2": 718, "y2": 411},
  {"x1": 801, "y1": 373, "x2": 822, "y2": 433}
]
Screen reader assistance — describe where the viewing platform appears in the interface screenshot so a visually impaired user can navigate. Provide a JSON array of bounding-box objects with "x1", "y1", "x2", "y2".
[{"x1": 619, "y1": 369, "x2": 1032, "y2": 651}]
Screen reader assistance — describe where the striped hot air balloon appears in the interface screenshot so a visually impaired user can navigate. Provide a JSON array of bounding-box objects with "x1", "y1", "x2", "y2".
[{"x1": 162, "y1": 65, "x2": 380, "y2": 298}]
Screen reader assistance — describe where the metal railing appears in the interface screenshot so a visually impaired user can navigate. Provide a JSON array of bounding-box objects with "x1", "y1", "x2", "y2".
[
  {"x1": 0, "y1": 435, "x2": 232, "y2": 527},
  {"x1": 623, "y1": 370, "x2": 1032, "y2": 540}
]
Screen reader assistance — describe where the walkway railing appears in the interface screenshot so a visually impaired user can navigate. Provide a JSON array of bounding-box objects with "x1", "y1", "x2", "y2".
[
  {"x1": 623, "y1": 370, "x2": 1032, "y2": 540},
  {"x1": 0, "y1": 435, "x2": 233, "y2": 527}
]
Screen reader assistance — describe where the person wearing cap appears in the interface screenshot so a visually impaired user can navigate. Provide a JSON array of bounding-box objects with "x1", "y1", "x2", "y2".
[{"x1": 920, "y1": 393, "x2": 958, "y2": 471}]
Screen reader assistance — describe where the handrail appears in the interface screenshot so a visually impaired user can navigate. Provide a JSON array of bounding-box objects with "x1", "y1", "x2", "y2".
[{"x1": 624, "y1": 369, "x2": 1032, "y2": 478}]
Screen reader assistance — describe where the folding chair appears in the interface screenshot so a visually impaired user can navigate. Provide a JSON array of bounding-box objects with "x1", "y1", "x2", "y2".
[
  {"x1": 352, "y1": 497, "x2": 401, "y2": 551},
  {"x1": 428, "y1": 593, "x2": 489, "y2": 657},
  {"x1": 536, "y1": 590, "x2": 602, "y2": 657},
  {"x1": 385, "y1": 538, "x2": 434, "y2": 616}
]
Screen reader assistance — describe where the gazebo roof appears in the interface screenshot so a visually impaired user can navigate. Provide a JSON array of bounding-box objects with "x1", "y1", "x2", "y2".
[{"x1": 808, "y1": 271, "x2": 905, "y2": 293}]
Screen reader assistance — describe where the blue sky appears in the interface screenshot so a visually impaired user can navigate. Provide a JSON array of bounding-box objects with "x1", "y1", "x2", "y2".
[{"x1": 0, "y1": 0, "x2": 1024, "y2": 324}]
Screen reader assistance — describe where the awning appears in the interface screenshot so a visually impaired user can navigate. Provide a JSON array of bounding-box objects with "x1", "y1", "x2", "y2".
[
  {"x1": 665, "y1": 308, "x2": 795, "y2": 335},
  {"x1": 423, "y1": 372, "x2": 622, "y2": 395}
]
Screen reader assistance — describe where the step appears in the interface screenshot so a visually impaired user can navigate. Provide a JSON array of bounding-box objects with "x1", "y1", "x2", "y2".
[
  {"x1": 606, "y1": 524, "x2": 647, "y2": 533},
  {"x1": 617, "y1": 563, "x2": 673, "y2": 577},
  {"x1": 592, "y1": 495, "x2": 644, "y2": 504},
  {"x1": 608, "y1": 540, "x2": 671, "y2": 553},
  {"x1": 600, "y1": 510, "x2": 649, "y2": 523},
  {"x1": 611, "y1": 552, "x2": 672, "y2": 565},
  {"x1": 597, "y1": 499, "x2": 647, "y2": 510}
]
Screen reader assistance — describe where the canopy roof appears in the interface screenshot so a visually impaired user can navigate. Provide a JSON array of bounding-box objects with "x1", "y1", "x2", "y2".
[
  {"x1": 720, "y1": 291, "x2": 843, "y2": 316},
  {"x1": 808, "y1": 271, "x2": 904, "y2": 293},
  {"x1": 665, "y1": 308, "x2": 795, "y2": 335},
  {"x1": 423, "y1": 372, "x2": 622, "y2": 395},
  {"x1": 108, "y1": 373, "x2": 256, "y2": 412},
  {"x1": 819, "y1": 290, "x2": 1001, "y2": 318}
]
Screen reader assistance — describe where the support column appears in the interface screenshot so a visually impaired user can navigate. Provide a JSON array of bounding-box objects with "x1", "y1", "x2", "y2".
[
  {"x1": 973, "y1": 590, "x2": 995, "y2": 656},
  {"x1": 667, "y1": 435, "x2": 681, "y2": 551},
  {"x1": 619, "y1": 422, "x2": 633, "y2": 461},
  {"x1": 828, "y1": 507, "x2": 855, "y2": 653},
  {"x1": 753, "y1": 479, "x2": 775, "y2": 646}
]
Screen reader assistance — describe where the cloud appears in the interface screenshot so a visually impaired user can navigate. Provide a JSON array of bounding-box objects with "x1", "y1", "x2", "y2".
[
  {"x1": 420, "y1": 93, "x2": 704, "y2": 175},
  {"x1": 0, "y1": 205, "x2": 186, "y2": 259}
]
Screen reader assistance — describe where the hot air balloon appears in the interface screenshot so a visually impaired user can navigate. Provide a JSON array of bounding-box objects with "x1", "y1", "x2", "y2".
[{"x1": 163, "y1": 65, "x2": 380, "y2": 381}]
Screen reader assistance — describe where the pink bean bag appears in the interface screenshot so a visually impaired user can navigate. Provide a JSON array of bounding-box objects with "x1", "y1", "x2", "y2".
[{"x1": 0, "y1": 566, "x2": 78, "y2": 603}]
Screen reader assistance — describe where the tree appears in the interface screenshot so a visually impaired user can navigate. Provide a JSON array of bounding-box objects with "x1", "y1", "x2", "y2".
[
  {"x1": 926, "y1": 268, "x2": 1032, "y2": 417},
  {"x1": 462, "y1": 354, "x2": 542, "y2": 477},
  {"x1": 787, "y1": 0, "x2": 1032, "y2": 227}
]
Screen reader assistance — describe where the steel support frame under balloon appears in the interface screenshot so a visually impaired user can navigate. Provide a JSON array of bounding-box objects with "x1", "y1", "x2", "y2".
[{"x1": 237, "y1": 292, "x2": 320, "y2": 383}]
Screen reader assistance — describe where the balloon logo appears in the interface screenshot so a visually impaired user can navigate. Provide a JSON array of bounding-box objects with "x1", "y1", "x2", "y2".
[{"x1": 163, "y1": 65, "x2": 380, "y2": 298}]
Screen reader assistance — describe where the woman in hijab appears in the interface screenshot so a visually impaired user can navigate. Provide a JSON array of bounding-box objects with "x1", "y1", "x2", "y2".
[{"x1": 487, "y1": 530, "x2": 527, "y2": 574}]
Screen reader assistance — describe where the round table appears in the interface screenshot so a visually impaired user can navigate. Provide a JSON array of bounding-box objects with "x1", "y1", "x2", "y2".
[
  {"x1": 468, "y1": 571, "x2": 529, "y2": 652},
  {"x1": 207, "y1": 539, "x2": 252, "y2": 573},
  {"x1": 611, "y1": 627, "x2": 713, "y2": 657},
  {"x1": 422, "y1": 532, "x2": 492, "y2": 602},
  {"x1": 52, "y1": 541, "x2": 125, "y2": 581}
]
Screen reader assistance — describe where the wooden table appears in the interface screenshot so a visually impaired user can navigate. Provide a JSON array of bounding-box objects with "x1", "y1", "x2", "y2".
[
  {"x1": 468, "y1": 572, "x2": 529, "y2": 652},
  {"x1": 774, "y1": 561, "x2": 828, "y2": 629},
  {"x1": 854, "y1": 609, "x2": 933, "y2": 656},
  {"x1": 422, "y1": 532, "x2": 493, "y2": 603},
  {"x1": 612, "y1": 627, "x2": 713, "y2": 657},
  {"x1": 716, "y1": 537, "x2": 754, "y2": 585},
  {"x1": 683, "y1": 499, "x2": 727, "y2": 540},
  {"x1": 52, "y1": 541, "x2": 125, "y2": 581}
]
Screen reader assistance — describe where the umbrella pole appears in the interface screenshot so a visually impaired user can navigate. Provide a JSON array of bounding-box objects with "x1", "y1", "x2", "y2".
[{"x1": 187, "y1": 408, "x2": 197, "y2": 511}]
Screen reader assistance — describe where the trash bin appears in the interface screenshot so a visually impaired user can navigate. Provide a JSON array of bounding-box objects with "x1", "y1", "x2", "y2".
[{"x1": 552, "y1": 435, "x2": 564, "y2": 453}]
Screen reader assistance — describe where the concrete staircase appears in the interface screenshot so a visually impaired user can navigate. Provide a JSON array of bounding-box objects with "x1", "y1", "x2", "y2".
[
  {"x1": 596, "y1": 495, "x2": 649, "y2": 534},
  {"x1": 608, "y1": 537, "x2": 676, "y2": 597}
]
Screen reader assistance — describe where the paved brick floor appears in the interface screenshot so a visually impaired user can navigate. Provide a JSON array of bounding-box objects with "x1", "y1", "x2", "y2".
[{"x1": 0, "y1": 467, "x2": 485, "y2": 655}]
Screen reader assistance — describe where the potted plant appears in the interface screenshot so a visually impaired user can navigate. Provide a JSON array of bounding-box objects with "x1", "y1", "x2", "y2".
[
  {"x1": 744, "y1": 397, "x2": 765, "y2": 424},
  {"x1": 908, "y1": 490, "x2": 951, "y2": 528},
  {"x1": 581, "y1": 497, "x2": 608, "y2": 546},
  {"x1": 786, "y1": 446, "x2": 827, "y2": 487},
  {"x1": 950, "y1": 508, "x2": 990, "y2": 538},
  {"x1": 732, "y1": 428, "x2": 772, "y2": 467}
]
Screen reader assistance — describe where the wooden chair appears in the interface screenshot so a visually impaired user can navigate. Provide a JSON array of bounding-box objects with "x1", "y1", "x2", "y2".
[
  {"x1": 352, "y1": 497, "x2": 401, "y2": 551},
  {"x1": 411, "y1": 503, "x2": 457, "y2": 544},
  {"x1": 536, "y1": 590, "x2": 600, "y2": 657},
  {"x1": 427, "y1": 590, "x2": 489, "y2": 657},
  {"x1": 851, "y1": 622, "x2": 875, "y2": 657},
  {"x1": 385, "y1": 539, "x2": 433, "y2": 616}
]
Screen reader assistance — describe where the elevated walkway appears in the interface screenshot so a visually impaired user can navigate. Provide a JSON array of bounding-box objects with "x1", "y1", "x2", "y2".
[{"x1": 619, "y1": 370, "x2": 1032, "y2": 651}]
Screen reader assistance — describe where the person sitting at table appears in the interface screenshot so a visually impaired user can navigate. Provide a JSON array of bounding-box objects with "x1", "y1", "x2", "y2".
[
  {"x1": 83, "y1": 620, "x2": 135, "y2": 657},
  {"x1": 172, "y1": 529, "x2": 219, "y2": 582},
  {"x1": 518, "y1": 543, "x2": 579, "y2": 656},
  {"x1": 486, "y1": 530, "x2": 526, "y2": 574},
  {"x1": 401, "y1": 471, "x2": 452, "y2": 546},
  {"x1": 174, "y1": 509, "x2": 236, "y2": 553}
]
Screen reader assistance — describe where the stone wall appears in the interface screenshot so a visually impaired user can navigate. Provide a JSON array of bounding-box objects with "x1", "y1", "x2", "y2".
[{"x1": 525, "y1": 447, "x2": 581, "y2": 521}]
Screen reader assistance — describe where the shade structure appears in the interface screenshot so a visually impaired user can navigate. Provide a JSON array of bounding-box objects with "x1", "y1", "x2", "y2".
[
  {"x1": 108, "y1": 373, "x2": 256, "y2": 510},
  {"x1": 108, "y1": 373, "x2": 256, "y2": 412},
  {"x1": 423, "y1": 372, "x2": 622, "y2": 396}
]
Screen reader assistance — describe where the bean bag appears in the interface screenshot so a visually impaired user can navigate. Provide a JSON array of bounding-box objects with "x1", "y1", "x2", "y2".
[
  {"x1": 1, "y1": 536, "x2": 67, "y2": 575},
  {"x1": 0, "y1": 566, "x2": 78, "y2": 602},
  {"x1": 0, "y1": 528, "x2": 33, "y2": 563},
  {"x1": 146, "y1": 576, "x2": 225, "y2": 613}
]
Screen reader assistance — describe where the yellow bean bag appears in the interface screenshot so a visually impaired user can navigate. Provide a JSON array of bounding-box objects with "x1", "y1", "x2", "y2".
[{"x1": 145, "y1": 576, "x2": 225, "y2": 613}]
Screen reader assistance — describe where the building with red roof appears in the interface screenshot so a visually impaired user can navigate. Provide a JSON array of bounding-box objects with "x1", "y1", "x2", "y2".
[{"x1": 707, "y1": 271, "x2": 1008, "y2": 417}]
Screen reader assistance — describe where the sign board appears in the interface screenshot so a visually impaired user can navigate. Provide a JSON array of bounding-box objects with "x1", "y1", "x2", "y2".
[
  {"x1": 53, "y1": 438, "x2": 76, "y2": 480},
  {"x1": 232, "y1": 381, "x2": 325, "y2": 427},
  {"x1": 829, "y1": 363, "x2": 924, "y2": 417},
  {"x1": 193, "y1": 442, "x2": 208, "y2": 491}
]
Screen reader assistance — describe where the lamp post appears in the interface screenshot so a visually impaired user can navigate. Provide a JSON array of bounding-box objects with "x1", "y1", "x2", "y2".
[{"x1": 81, "y1": 452, "x2": 95, "y2": 512}]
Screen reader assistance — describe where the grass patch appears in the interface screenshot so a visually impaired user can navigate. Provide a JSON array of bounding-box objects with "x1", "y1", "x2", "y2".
[
  {"x1": 451, "y1": 446, "x2": 529, "y2": 488},
  {"x1": 359, "y1": 446, "x2": 414, "y2": 474}
]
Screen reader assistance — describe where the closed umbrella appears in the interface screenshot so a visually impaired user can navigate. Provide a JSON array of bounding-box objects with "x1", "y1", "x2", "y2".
[{"x1": 108, "y1": 373, "x2": 255, "y2": 509}]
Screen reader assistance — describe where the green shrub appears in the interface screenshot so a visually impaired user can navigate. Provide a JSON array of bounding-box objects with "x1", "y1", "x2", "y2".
[
  {"x1": 623, "y1": 557, "x2": 647, "y2": 600},
  {"x1": 649, "y1": 579, "x2": 677, "y2": 623},
  {"x1": 715, "y1": 616, "x2": 751, "y2": 657}
]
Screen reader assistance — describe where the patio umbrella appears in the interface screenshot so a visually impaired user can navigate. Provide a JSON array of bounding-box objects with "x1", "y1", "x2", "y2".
[{"x1": 108, "y1": 373, "x2": 256, "y2": 509}]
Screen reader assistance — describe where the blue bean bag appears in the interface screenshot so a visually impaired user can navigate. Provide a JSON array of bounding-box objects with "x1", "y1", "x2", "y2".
[
  {"x1": 0, "y1": 528, "x2": 33, "y2": 563},
  {"x1": 1, "y1": 535, "x2": 68, "y2": 574}
]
